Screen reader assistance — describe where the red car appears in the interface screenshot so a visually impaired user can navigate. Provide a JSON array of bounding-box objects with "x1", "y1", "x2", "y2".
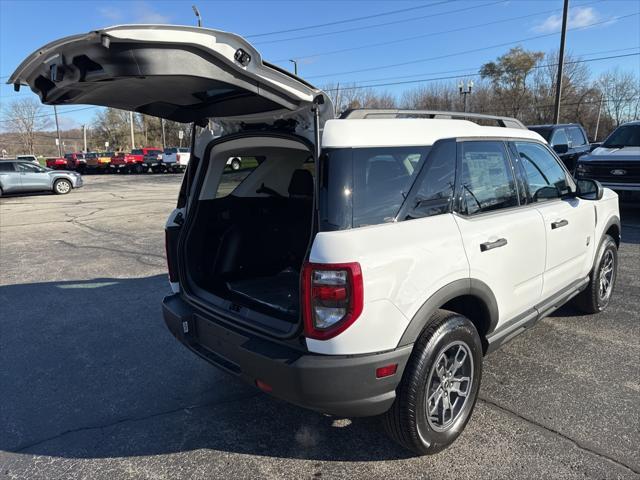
[
  {"x1": 110, "y1": 147, "x2": 161, "y2": 174},
  {"x1": 64, "y1": 152, "x2": 86, "y2": 172},
  {"x1": 46, "y1": 157, "x2": 71, "y2": 169}
]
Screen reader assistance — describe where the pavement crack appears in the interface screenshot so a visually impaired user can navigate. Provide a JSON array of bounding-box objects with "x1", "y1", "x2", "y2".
[
  {"x1": 478, "y1": 396, "x2": 639, "y2": 475},
  {"x1": 12, "y1": 392, "x2": 261, "y2": 454}
]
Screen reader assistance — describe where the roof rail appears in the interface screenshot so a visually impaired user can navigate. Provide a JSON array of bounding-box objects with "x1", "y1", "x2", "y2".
[{"x1": 339, "y1": 109, "x2": 526, "y2": 129}]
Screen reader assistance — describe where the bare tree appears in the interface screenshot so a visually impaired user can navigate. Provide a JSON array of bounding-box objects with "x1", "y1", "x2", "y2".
[
  {"x1": 598, "y1": 68, "x2": 640, "y2": 127},
  {"x1": 324, "y1": 84, "x2": 396, "y2": 115},
  {"x1": 4, "y1": 98, "x2": 52, "y2": 154}
]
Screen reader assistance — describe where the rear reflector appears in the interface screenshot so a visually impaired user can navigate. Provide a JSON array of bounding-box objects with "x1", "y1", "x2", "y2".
[
  {"x1": 376, "y1": 364, "x2": 398, "y2": 378},
  {"x1": 255, "y1": 379, "x2": 272, "y2": 393}
]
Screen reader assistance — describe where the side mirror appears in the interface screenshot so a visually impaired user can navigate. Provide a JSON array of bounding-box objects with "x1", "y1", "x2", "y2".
[
  {"x1": 553, "y1": 143, "x2": 569, "y2": 154},
  {"x1": 576, "y1": 179, "x2": 603, "y2": 200}
]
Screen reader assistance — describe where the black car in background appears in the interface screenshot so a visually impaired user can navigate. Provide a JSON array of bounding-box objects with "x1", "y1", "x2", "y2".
[
  {"x1": 528, "y1": 123, "x2": 591, "y2": 172},
  {"x1": 575, "y1": 121, "x2": 640, "y2": 198}
]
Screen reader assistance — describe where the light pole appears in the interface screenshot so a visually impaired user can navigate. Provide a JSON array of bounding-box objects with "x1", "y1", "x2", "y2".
[
  {"x1": 458, "y1": 80, "x2": 473, "y2": 113},
  {"x1": 289, "y1": 59, "x2": 298, "y2": 76},
  {"x1": 53, "y1": 105, "x2": 62, "y2": 156},
  {"x1": 192, "y1": 5, "x2": 202, "y2": 27}
]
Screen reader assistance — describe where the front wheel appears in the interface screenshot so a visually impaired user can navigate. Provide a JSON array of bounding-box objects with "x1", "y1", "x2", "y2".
[
  {"x1": 230, "y1": 158, "x2": 241, "y2": 171},
  {"x1": 382, "y1": 310, "x2": 482, "y2": 455},
  {"x1": 573, "y1": 234, "x2": 618, "y2": 313},
  {"x1": 53, "y1": 179, "x2": 72, "y2": 195}
]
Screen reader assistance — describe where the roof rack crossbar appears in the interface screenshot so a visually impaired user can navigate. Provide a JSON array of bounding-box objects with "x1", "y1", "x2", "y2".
[{"x1": 339, "y1": 109, "x2": 526, "y2": 129}]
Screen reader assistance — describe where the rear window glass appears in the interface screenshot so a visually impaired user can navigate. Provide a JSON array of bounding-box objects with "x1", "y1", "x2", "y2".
[
  {"x1": 165, "y1": 148, "x2": 177, "y2": 154},
  {"x1": 567, "y1": 127, "x2": 586, "y2": 146},
  {"x1": 320, "y1": 147, "x2": 428, "y2": 229},
  {"x1": 0, "y1": 162, "x2": 15, "y2": 172},
  {"x1": 131, "y1": 149, "x2": 143, "y2": 155}
]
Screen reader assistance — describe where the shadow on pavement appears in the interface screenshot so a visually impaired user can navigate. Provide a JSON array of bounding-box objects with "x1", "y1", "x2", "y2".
[{"x1": 0, "y1": 276, "x2": 411, "y2": 462}]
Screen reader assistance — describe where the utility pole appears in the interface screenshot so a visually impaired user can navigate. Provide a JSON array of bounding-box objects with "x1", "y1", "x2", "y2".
[
  {"x1": 594, "y1": 94, "x2": 604, "y2": 141},
  {"x1": 161, "y1": 118, "x2": 166, "y2": 148},
  {"x1": 129, "y1": 111, "x2": 136, "y2": 149},
  {"x1": 289, "y1": 59, "x2": 298, "y2": 76},
  {"x1": 82, "y1": 124, "x2": 87, "y2": 152},
  {"x1": 192, "y1": 5, "x2": 202, "y2": 27},
  {"x1": 334, "y1": 82, "x2": 341, "y2": 117},
  {"x1": 553, "y1": 0, "x2": 570, "y2": 124},
  {"x1": 458, "y1": 80, "x2": 473, "y2": 112},
  {"x1": 53, "y1": 105, "x2": 62, "y2": 156}
]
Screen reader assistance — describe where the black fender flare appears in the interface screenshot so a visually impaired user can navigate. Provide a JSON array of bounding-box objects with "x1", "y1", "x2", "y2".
[
  {"x1": 397, "y1": 278, "x2": 499, "y2": 347},
  {"x1": 600, "y1": 214, "x2": 621, "y2": 247}
]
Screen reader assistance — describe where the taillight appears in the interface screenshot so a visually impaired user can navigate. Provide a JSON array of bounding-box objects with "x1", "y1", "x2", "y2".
[{"x1": 302, "y1": 262, "x2": 363, "y2": 340}]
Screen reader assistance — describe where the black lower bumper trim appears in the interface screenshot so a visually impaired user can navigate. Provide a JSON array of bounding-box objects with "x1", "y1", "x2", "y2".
[{"x1": 162, "y1": 294, "x2": 412, "y2": 417}]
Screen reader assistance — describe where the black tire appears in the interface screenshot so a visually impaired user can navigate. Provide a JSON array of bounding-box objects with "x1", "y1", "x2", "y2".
[
  {"x1": 382, "y1": 310, "x2": 483, "y2": 455},
  {"x1": 573, "y1": 234, "x2": 618, "y2": 313},
  {"x1": 230, "y1": 158, "x2": 241, "y2": 171},
  {"x1": 133, "y1": 164, "x2": 144, "y2": 174},
  {"x1": 53, "y1": 179, "x2": 72, "y2": 195}
]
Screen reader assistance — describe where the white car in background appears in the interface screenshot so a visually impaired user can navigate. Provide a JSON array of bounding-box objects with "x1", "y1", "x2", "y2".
[
  {"x1": 16, "y1": 155, "x2": 39, "y2": 164},
  {"x1": 162, "y1": 147, "x2": 190, "y2": 173}
]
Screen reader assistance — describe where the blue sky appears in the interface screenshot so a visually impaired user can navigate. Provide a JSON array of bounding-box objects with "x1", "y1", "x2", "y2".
[{"x1": 1, "y1": 0, "x2": 638, "y2": 130}]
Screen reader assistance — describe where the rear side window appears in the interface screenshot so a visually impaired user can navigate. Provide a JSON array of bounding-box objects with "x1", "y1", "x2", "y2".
[
  {"x1": 514, "y1": 142, "x2": 570, "y2": 201},
  {"x1": 567, "y1": 127, "x2": 586, "y2": 146},
  {"x1": 406, "y1": 141, "x2": 456, "y2": 219},
  {"x1": 352, "y1": 147, "x2": 427, "y2": 227},
  {"x1": 550, "y1": 128, "x2": 568, "y2": 147},
  {"x1": 458, "y1": 141, "x2": 518, "y2": 215},
  {"x1": 0, "y1": 162, "x2": 15, "y2": 172}
]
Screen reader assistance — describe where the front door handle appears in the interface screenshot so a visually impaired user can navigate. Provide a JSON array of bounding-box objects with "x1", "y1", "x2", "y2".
[
  {"x1": 480, "y1": 238, "x2": 508, "y2": 252},
  {"x1": 551, "y1": 219, "x2": 569, "y2": 229}
]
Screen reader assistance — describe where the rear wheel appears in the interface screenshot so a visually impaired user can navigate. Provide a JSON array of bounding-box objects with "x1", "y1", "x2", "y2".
[
  {"x1": 230, "y1": 158, "x2": 241, "y2": 171},
  {"x1": 53, "y1": 179, "x2": 72, "y2": 195},
  {"x1": 382, "y1": 310, "x2": 482, "y2": 455},
  {"x1": 574, "y1": 234, "x2": 618, "y2": 313},
  {"x1": 133, "y1": 164, "x2": 144, "y2": 174}
]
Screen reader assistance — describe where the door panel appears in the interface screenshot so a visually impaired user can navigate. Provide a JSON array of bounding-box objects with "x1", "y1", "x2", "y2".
[
  {"x1": 454, "y1": 208, "x2": 545, "y2": 325},
  {"x1": 16, "y1": 163, "x2": 50, "y2": 191},
  {"x1": 535, "y1": 199, "x2": 595, "y2": 297}
]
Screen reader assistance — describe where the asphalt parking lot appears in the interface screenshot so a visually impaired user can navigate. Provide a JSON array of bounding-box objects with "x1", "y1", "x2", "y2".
[{"x1": 0, "y1": 174, "x2": 638, "y2": 479}]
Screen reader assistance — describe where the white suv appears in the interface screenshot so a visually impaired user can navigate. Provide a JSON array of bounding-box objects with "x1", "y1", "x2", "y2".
[{"x1": 11, "y1": 25, "x2": 621, "y2": 454}]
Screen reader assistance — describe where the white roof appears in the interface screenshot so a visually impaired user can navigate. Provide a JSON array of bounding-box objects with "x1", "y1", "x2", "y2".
[{"x1": 322, "y1": 119, "x2": 545, "y2": 148}]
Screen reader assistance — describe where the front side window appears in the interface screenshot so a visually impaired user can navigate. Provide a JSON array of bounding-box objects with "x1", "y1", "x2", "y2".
[
  {"x1": 0, "y1": 162, "x2": 15, "y2": 172},
  {"x1": 17, "y1": 162, "x2": 42, "y2": 173},
  {"x1": 458, "y1": 141, "x2": 518, "y2": 215},
  {"x1": 567, "y1": 127, "x2": 586, "y2": 146},
  {"x1": 550, "y1": 128, "x2": 569, "y2": 147},
  {"x1": 514, "y1": 141, "x2": 570, "y2": 202}
]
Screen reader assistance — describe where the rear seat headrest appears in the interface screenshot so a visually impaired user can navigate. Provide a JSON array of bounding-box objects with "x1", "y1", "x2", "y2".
[{"x1": 288, "y1": 169, "x2": 313, "y2": 198}]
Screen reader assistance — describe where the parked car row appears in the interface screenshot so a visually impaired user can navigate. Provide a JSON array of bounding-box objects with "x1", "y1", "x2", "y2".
[{"x1": 527, "y1": 121, "x2": 640, "y2": 197}]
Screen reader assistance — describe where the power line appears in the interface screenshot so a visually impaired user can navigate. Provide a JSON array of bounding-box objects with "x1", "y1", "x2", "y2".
[
  {"x1": 245, "y1": 0, "x2": 456, "y2": 38},
  {"x1": 306, "y1": 12, "x2": 640, "y2": 80},
  {"x1": 255, "y1": 0, "x2": 506, "y2": 45},
  {"x1": 322, "y1": 52, "x2": 640, "y2": 92},
  {"x1": 338, "y1": 46, "x2": 640, "y2": 86},
  {"x1": 275, "y1": 0, "x2": 602, "y2": 62}
]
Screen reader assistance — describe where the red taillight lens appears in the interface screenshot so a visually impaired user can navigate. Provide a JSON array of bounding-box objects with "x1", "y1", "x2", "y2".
[
  {"x1": 302, "y1": 262, "x2": 363, "y2": 340},
  {"x1": 376, "y1": 364, "x2": 398, "y2": 378}
]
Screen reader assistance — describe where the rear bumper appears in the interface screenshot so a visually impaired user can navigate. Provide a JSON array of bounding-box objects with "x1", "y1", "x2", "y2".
[{"x1": 162, "y1": 294, "x2": 411, "y2": 417}]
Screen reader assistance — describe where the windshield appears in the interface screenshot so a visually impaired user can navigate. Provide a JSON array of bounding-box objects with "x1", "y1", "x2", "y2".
[
  {"x1": 319, "y1": 147, "x2": 429, "y2": 230},
  {"x1": 86, "y1": 153, "x2": 97, "y2": 159},
  {"x1": 132, "y1": 149, "x2": 143, "y2": 155},
  {"x1": 602, "y1": 125, "x2": 640, "y2": 148},
  {"x1": 165, "y1": 148, "x2": 177, "y2": 154},
  {"x1": 528, "y1": 127, "x2": 553, "y2": 142}
]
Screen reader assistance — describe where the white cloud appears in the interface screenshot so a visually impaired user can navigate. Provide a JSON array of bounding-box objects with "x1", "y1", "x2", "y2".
[
  {"x1": 532, "y1": 7, "x2": 600, "y2": 33},
  {"x1": 99, "y1": 1, "x2": 171, "y2": 24},
  {"x1": 58, "y1": 117, "x2": 81, "y2": 131}
]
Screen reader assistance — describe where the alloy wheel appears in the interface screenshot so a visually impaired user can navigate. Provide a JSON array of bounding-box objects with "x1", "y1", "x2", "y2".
[
  {"x1": 598, "y1": 250, "x2": 615, "y2": 301},
  {"x1": 425, "y1": 341, "x2": 474, "y2": 432},
  {"x1": 55, "y1": 180, "x2": 71, "y2": 194}
]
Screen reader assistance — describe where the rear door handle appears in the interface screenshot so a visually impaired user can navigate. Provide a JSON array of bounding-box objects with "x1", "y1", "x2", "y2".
[
  {"x1": 551, "y1": 219, "x2": 569, "y2": 229},
  {"x1": 480, "y1": 238, "x2": 508, "y2": 252}
]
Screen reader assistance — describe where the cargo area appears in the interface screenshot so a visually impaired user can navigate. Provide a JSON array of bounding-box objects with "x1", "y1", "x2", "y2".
[{"x1": 181, "y1": 136, "x2": 315, "y2": 334}]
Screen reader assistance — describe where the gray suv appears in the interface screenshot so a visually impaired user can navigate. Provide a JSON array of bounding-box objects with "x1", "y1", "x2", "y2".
[{"x1": 0, "y1": 160, "x2": 83, "y2": 196}]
